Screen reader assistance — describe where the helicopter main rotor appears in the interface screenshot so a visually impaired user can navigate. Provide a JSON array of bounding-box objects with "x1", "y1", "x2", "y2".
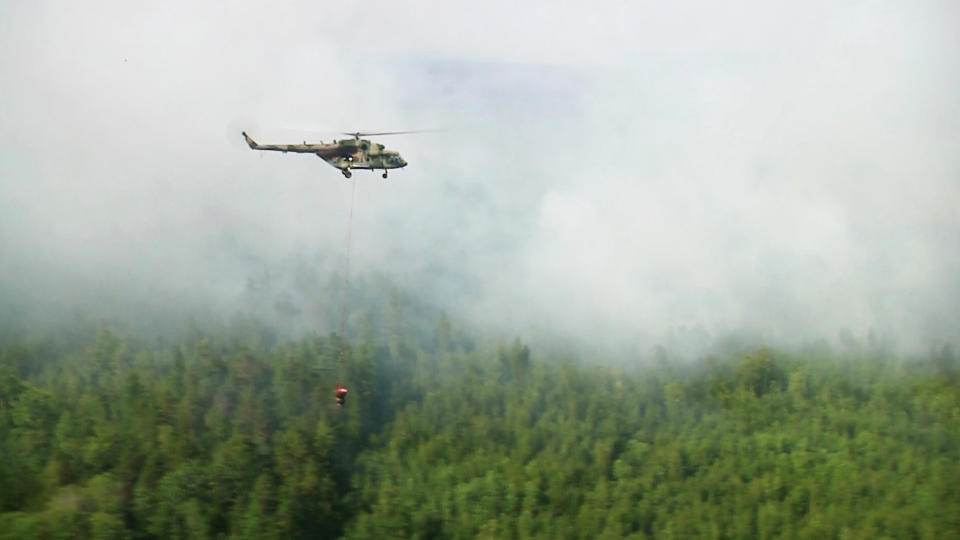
[{"x1": 342, "y1": 130, "x2": 434, "y2": 140}]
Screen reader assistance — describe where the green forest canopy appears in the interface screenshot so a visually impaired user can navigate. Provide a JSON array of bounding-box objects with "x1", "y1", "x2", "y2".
[{"x1": 0, "y1": 316, "x2": 957, "y2": 539}]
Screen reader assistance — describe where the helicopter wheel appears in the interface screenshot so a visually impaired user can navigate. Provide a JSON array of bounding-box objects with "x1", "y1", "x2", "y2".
[
  {"x1": 342, "y1": 170, "x2": 352, "y2": 179},
  {"x1": 382, "y1": 171, "x2": 388, "y2": 179}
]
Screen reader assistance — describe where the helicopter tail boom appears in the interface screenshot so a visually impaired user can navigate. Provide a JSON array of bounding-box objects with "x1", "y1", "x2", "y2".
[
  {"x1": 242, "y1": 131, "x2": 259, "y2": 149},
  {"x1": 241, "y1": 132, "x2": 317, "y2": 154}
]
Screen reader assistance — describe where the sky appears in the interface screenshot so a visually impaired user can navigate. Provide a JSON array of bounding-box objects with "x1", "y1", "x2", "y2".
[{"x1": 1, "y1": 1, "x2": 958, "y2": 354}]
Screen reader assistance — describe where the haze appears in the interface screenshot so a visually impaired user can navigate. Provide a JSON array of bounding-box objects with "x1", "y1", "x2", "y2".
[{"x1": 1, "y1": 1, "x2": 958, "y2": 355}]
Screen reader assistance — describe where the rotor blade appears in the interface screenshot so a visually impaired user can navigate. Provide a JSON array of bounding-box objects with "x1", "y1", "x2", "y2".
[{"x1": 342, "y1": 130, "x2": 439, "y2": 137}]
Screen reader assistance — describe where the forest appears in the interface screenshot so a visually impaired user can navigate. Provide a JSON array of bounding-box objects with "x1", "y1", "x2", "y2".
[{"x1": 1, "y1": 304, "x2": 958, "y2": 539}]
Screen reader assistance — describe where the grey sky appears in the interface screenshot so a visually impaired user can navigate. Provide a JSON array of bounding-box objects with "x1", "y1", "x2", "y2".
[{"x1": 1, "y1": 1, "x2": 958, "y2": 352}]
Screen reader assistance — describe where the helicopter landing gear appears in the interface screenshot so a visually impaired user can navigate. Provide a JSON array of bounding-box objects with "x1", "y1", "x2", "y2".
[
  {"x1": 341, "y1": 155, "x2": 355, "y2": 179},
  {"x1": 382, "y1": 170, "x2": 388, "y2": 179}
]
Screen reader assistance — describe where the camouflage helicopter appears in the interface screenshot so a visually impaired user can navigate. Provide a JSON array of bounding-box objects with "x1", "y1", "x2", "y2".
[{"x1": 242, "y1": 131, "x2": 409, "y2": 179}]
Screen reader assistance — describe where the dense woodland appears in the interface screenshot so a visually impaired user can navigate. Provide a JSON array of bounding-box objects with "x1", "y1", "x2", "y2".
[{"x1": 0, "y1": 305, "x2": 958, "y2": 539}]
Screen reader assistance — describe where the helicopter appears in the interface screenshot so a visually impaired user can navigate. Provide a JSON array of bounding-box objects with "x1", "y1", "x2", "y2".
[{"x1": 242, "y1": 131, "x2": 410, "y2": 178}]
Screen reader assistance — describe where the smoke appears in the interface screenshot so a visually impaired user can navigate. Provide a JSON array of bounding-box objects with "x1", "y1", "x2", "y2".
[{"x1": 1, "y1": 1, "x2": 958, "y2": 355}]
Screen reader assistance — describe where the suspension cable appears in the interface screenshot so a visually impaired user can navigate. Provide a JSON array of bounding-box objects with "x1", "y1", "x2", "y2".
[{"x1": 338, "y1": 179, "x2": 357, "y2": 367}]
